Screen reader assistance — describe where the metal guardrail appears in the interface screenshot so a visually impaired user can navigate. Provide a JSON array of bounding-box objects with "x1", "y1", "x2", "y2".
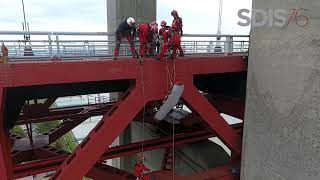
[{"x1": 0, "y1": 31, "x2": 249, "y2": 59}]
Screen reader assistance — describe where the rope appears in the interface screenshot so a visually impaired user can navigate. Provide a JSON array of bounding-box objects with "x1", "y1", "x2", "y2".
[
  {"x1": 139, "y1": 54, "x2": 146, "y2": 159},
  {"x1": 172, "y1": 56, "x2": 177, "y2": 180}
]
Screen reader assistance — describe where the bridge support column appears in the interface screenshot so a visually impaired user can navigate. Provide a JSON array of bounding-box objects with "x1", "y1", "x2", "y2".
[
  {"x1": 242, "y1": 0, "x2": 320, "y2": 180},
  {"x1": 0, "y1": 88, "x2": 13, "y2": 180},
  {"x1": 106, "y1": 0, "x2": 156, "y2": 55}
]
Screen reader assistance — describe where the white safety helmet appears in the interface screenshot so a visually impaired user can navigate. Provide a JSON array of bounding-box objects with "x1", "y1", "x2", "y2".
[{"x1": 127, "y1": 17, "x2": 136, "y2": 26}]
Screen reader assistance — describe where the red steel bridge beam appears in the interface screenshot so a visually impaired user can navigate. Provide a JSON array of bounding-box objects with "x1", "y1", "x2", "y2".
[
  {"x1": 12, "y1": 127, "x2": 243, "y2": 178},
  {"x1": 150, "y1": 164, "x2": 238, "y2": 180},
  {"x1": 51, "y1": 57, "x2": 246, "y2": 179},
  {"x1": 207, "y1": 94, "x2": 245, "y2": 120},
  {"x1": 182, "y1": 85, "x2": 242, "y2": 156},
  {"x1": 51, "y1": 87, "x2": 145, "y2": 179},
  {"x1": 0, "y1": 88, "x2": 14, "y2": 180},
  {"x1": 17, "y1": 102, "x2": 114, "y2": 125},
  {"x1": 0, "y1": 56, "x2": 246, "y2": 179},
  {"x1": 44, "y1": 117, "x2": 88, "y2": 144},
  {"x1": 86, "y1": 164, "x2": 135, "y2": 180}
]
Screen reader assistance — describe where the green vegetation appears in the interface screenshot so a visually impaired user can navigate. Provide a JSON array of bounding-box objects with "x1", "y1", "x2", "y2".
[
  {"x1": 36, "y1": 120, "x2": 60, "y2": 134},
  {"x1": 10, "y1": 125, "x2": 26, "y2": 137},
  {"x1": 35, "y1": 120, "x2": 78, "y2": 153},
  {"x1": 55, "y1": 132, "x2": 78, "y2": 152}
]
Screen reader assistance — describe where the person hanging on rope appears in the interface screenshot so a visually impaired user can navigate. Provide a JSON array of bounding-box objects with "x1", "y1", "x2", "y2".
[
  {"x1": 1, "y1": 42, "x2": 8, "y2": 63},
  {"x1": 171, "y1": 10, "x2": 184, "y2": 57},
  {"x1": 137, "y1": 22, "x2": 158, "y2": 58},
  {"x1": 156, "y1": 21, "x2": 181, "y2": 61},
  {"x1": 113, "y1": 17, "x2": 138, "y2": 60},
  {"x1": 134, "y1": 156, "x2": 150, "y2": 180}
]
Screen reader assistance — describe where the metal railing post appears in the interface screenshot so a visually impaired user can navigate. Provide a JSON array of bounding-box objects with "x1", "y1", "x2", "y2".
[
  {"x1": 240, "y1": 41, "x2": 244, "y2": 52},
  {"x1": 56, "y1": 35, "x2": 60, "y2": 57},
  {"x1": 225, "y1": 36, "x2": 233, "y2": 53},
  {"x1": 48, "y1": 34, "x2": 53, "y2": 58}
]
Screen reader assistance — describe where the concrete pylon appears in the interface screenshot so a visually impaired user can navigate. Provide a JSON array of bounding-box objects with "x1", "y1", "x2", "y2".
[
  {"x1": 107, "y1": 0, "x2": 157, "y2": 33},
  {"x1": 106, "y1": 0, "x2": 156, "y2": 168},
  {"x1": 106, "y1": 0, "x2": 157, "y2": 55},
  {"x1": 241, "y1": 0, "x2": 320, "y2": 179}
]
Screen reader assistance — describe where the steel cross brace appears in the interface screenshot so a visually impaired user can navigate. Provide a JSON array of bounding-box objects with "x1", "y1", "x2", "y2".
[
  {"x1": 51, "y1": 87, "x2": 145, "y2": 179},
  {"x1": 0, "y1": 88, "x2": 14, "y2": 179},
  {"x1": 182, "y1": 84, "x2": 242, "y2": 156},
  {"x1": 50, "y1": 58, "x2": 243, "y2": 179}
]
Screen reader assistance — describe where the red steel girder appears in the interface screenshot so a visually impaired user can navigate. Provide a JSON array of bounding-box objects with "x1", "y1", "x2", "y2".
[
  {"x1": 150, "y1": 164, "x2": 238, "y2": 180},
  {"x1": 33, "y1": 147, "x2": 68, "y2": 160},
  {"x1": 49, "y1": 57, "x2": 246, "y2": 179},
  {"x1": 44, "y1": 117, "x2": 88, "y2": 144},
  {"x1": 18, "y1": 102, "x2": 114, "y2": 124},
  {"x1": 86, "y1": 163, "x2": 135, "y2": 180},
  {"x1": 182, "y1": 85, "x2": 242, "y2": 156},
  {"x1": 207, "y1": 94, "x2": 245, "y2": 120},
  {"x1": 12, "y1": 150, "x2": 34, "y2": 164},
  {"x1": 43, "y1": 98, "x2": 58, "y2": 108},
  {"x1": 13, "y1": 127, "x2": 241, "y2": 178},
  {"x1": 0, "y1": 88, "x2": 14, "y2": 179},
  {"x1": 0, "y1": 56, "x2": 246, "y2": 88},
  {"x1": 0, "y1": 55, "x2": 246, "y2": 179},
  {"x1": 52, "y1": 87, "x2": 145, "y2": 179}
]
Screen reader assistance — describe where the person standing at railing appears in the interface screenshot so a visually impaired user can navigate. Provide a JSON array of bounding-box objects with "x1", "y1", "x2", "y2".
[
  {"x1": 113, "y1": 17, "x2": 138, "y2": 60},
  {"x1": 171, "y1": 10, "x2": 184, "y2": 57},
  {"x1": 137, "y1": 23, "x2": 158, "y2": 57},
  {"x1": 0, "y1": 42, "x2": 8, "y2": 63},
  {"x1": 156, "y1": 21, "x2": 181, "y2": 61}
]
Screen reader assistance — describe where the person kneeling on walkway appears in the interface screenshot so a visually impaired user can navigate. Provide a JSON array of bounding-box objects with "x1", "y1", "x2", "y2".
[{"x1": 137, "y1": 23, "x2": 158, "y2": 58}]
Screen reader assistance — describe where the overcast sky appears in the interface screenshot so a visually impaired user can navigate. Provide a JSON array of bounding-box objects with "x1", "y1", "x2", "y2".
[{"x1": 0, "y1": 0, "x2": 252, "y2": 34}]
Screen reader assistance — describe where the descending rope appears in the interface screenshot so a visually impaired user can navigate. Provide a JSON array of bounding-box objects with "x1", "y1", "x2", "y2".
[
  {"x1": 139, "y1": 55, "x2": 146, "y2": 159},
  {"x1": 172, "y1": 57, "x2": 177, "y2": 180}
]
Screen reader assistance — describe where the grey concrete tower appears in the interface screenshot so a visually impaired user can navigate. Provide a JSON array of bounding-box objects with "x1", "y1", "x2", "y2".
[
  {"x1": 241, "y1": 0, "x2": 320, "y2": 180},
  {"x1": 107, "y1": 0, "x2": 157, "y2": 33}
]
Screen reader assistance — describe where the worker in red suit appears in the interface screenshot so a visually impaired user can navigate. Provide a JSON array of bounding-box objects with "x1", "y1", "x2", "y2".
[
  {"x1": 114, "y1": 17, "x2": 138, "y2": 60},
  {"x1": 137, "y1": 23, "x2": 158, "y2": 57},
  {"x1": 1, "y1": 42, "x2": 8, "y2": 63},
  {"x1": 156, "y1": 22, "x2": 170, "y2": 61},
  {"x1": 134, "y1": 156, "x2": 150, "y2": 180},
  {"x1": 156, "y1": 21, "x2": 181, "y2": 61},
  {"x1": 171, "y1": 10, "x2": 184, "y2": 57}
]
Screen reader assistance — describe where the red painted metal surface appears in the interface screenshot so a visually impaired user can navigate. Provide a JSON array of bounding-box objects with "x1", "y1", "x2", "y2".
[
  {"x1": 150, "y1": 164, "x2": 238, "y2": 180},
  {"x1": 0, "y1": 88, "x2": 14, "y2": 179},
  {"x1": 182, "y1": 85, "x2": 242, "y2": 156},
  {"x1": 0, "y1": 55, "x2": 246, "y2": 179},
  {"x1": 18, "y1": 102, "x2": 114, "y2": 124},
  {"x1": 86, "y1": 164, "x2": 135, "y2": 180},
  {"x1": 208, "y1": 94, "x2": 245, "y2": 120},
  {"x1": 44, "y1": 117, "x2": 88, "y2": 144},
  {"x1": 52, "y1": 88, "x2": 145, "y2": 179},
  {"x1": 12, "y1": 127, "x2": 243, "y2": 178}
]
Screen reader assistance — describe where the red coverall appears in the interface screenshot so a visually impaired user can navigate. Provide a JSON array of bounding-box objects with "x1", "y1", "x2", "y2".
[
  {"x1": 137, "y1": 23, "x2": 153, "y2": 57},
  {"x1": 172, "y1": 17, "x2": 184, "y2": 56},
  {"x1": 134, "y1": 163, "x2": 150, "y2": 180},
  {"x1": 156, "y1": 28, "x2": 181, "y2": 60}
]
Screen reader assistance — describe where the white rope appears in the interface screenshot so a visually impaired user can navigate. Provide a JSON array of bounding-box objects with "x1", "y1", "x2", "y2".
[
  {"x1": 139, "y1": 56, "x2": 146, "y2": 158},
  {"x1": 172, "y1": 57, "x2": 177, "y2": 180}
]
